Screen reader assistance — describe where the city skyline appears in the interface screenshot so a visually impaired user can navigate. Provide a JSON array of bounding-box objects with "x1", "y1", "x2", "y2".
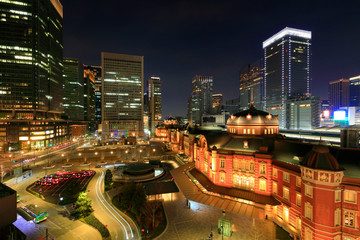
[{"x1": 62, "y1": 0, "x2": 360, "y2": 117}]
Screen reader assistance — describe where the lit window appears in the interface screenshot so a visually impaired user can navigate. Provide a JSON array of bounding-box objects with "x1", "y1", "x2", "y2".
[
  {"x1": 344, "y1": 210, "x2": 355, "y2": 227},
  {"x1": 247, "y1": 129, "x2": 250, "y2": 134},
  {"x1": 334, "y1": 208, "x2": 341, "y2": 227},
  {"x1": 243, "y1": 129, "x2": 246, "y2": 134},
  {"x1": 243, "y1": 141, "x2": 248, "y2": 148},
  {"x1": 220, "y1": 172, "x2": 225, "y2": 183},
  {"x1": 252, "y1": 129, "x2": 255, "y2": 134},
  {"x1": 283, "y1": 187, "x2": 290, "y2": 201},
  {"x1": 260, "y1": 164, "x2": 266, "y2": 175},
  {"x1": 296, "y1": 176, "x2": 301, "y2": 187},
  {"x1": 296, "y1": 193, "x2": 301, "y2": 207},
  {"x1": 284, "y1": 206, "x2": 289, "y2": 222},
  {"x1": 305, "y1": 185, "x2": 313, "y2": 198},
  {"x1": 273, "y1": 181, "x2": 278, "y2": 194},
  {"x1": 273, "y1": 168, "x2": 278, "y2": 177},
  {"x1": 344, "y1": 190, "x2": 357, "y2": 203},
  {"x1": 264, "y1": 129, "x2": 267, "y2": 134},
  {"x1": 250, "y1": 162, "x2": 254, "y2": 172},
  {"x1": 220, "y1": 159, "x2": 225, "y2": 168},
  {"x1": 283, "y1": 172, "x2": 290, "y2": 182},
  {"x1": 259, "y1": 178, "x2": 266, "y2": 191},
  {"x1": 304, "y1": 227, "x2": 312, "y2": 240},
  {"x1": 335, "y1": 190, "x2": 341, "y2": 202},
  {"x1": 305, "y1": 202, "x2": 313, "y2": 220}
]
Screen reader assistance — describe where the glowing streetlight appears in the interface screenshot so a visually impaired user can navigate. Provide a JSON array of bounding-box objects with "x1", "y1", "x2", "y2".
[
  {"x1": 153, "y1": 148, "x2": 156, "y2": 152},
  {"x1": 78, "y1": 153, "x2": 82, "y2": 156},
  {"x1": 61, "y1": 153, "x2": 64, "y2": 157},
  {"x1": 95, "y1": 152, "x2": 98, "y2": 155},
  {"x1": 110, "y1": 151, "x2": 113, "y2": 154}
]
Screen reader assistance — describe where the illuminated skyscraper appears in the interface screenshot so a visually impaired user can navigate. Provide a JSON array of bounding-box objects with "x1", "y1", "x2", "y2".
[
  {"x1": 147, "y1": 76, "x2": 162, "y2": 135},
  {"x1": 263, "y1": 27, "x2": 312, "y2": 128},
  {"x1": 189, "y1": 75, "x2": 213, "y2": 124},
  {"x1": 0, "y1": 0, "x2": 63, "y2": 120},
  {"x1": 349, "y1": 75, "x2": 360, "y2": 107},
  {"x1": 63, "y1": 58, "x2": 84, "y2": 120},
  {"x1": 329, "y1": 78, "x2": 349, "y2": 111},
  {"x1": 239, "y1": 60, "x2": 263, "y2": 111},
  {"x1": 83, "y1": 69, "x2": 96, "y2": 121},
  {"x1": 101, "y1": 52, "x2": 144, "y2": 137},
  {"x1": 84, "y1": 65, "x2": 102, "y2": 122}
]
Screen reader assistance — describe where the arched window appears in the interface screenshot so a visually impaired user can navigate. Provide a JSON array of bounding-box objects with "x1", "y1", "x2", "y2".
[
  {"x1": 271, "y1": 128, "x2": 274, "y2": 134},
  {"x1": 264, "y1": 129, "x2": 267, "y2": 134}
]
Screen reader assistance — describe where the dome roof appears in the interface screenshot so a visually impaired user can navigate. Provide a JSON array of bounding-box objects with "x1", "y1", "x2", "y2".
[
  {"x1": 227, "y1": 104, "x2": 278, "y2": 126},
  {"x1": 301, "y1": 144, "x2": 343, "y2": 171}
]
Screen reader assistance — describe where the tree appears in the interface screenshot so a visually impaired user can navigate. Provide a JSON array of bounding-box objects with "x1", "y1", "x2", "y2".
[
  {"x1": 131, "y1": 185, "x2": 147, "y2": 216},
  {"x1": 104, "y1": 169, "x2": 113, "y2": 191},
  {"x1": 117, "y1": 182, "x2": 146, "y2": 216},
  {"x1": 73, "y1": 191, "x2": 93, "y2": 219},
  {"x1": 144, "y1": 201, "x2": 161, "y2": 229}
]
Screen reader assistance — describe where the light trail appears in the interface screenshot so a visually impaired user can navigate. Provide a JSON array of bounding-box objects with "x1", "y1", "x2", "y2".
[{"x1": 95, "y1": 171, "x2": 135, "y2": 239}]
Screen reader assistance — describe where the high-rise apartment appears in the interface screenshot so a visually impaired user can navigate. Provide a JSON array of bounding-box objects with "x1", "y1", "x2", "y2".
[
  {"x1": 263, "y1": 27, "x2": 312, "y2": 128},
  {"x1": 84, "y1": 65, "x2": 102, "y2": 122},
  {"x1": 147, "y1": 77, "x2": 162, "y2": 135},
  {"x1": 349, "y1": 75, "x2": 360, "y2": 107},
  {"x1": 329, "y1": 78, "x2": 349, "y2": 111},
  {"x1": 63, "y1": 58, "x2": 84, "y2": 120},
  {"x1": 239, "y1": 60, "x2": 263, "y2": 111},
  {"x1": 189, "y1": 75, "x2": 213, "y2": 124},
  {"x1": 0, "y1": 0, "x2": 64, "y2": 120},
  {"x1": 101, "y1": 52, "x2": 144, "y2": 137}
]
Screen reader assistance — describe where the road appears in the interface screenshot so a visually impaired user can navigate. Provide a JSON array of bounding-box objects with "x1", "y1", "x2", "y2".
[
  {"x1": 7, "y1": 165, "x2": 101, "y2": 240},
  {"x1": 87, "y1": 169, "x2": 140, "y2": 240}
]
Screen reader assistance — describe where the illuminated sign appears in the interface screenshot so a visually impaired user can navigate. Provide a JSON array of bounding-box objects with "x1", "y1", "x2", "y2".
[
  {"x1": 334, "y1": 110, "x2": 346, "y2": 121},
  {"x1": 323, "y1": 110, "x2": 330, "y2": 118}
]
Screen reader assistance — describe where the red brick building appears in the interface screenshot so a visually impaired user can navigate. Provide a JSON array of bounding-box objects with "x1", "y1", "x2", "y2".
[{"x1": 191, "y1": 105, "x2": 360, "y2": 240}]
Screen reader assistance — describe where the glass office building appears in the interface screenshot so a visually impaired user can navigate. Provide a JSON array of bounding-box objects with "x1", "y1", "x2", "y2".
[
  {"x1": 63, "y1": 58, "x2": 84, "y2": 121},
  {"x1": 101, "y1": 52, "x2": 144, "y2": 137},
  {"x1": 147, "y1": 76, "x2": 162, "y2": 135},
  {"x1": 263, "y1": 27, "x2": 312, "y2": 128},
  {"x1": 0, "y1": 0, "x2": 63, "y2": 120}
]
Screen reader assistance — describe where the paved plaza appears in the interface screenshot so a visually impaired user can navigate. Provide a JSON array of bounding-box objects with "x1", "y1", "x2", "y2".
[{"x1": 158, "y1": 191, "x2": 276, "y2": 240}]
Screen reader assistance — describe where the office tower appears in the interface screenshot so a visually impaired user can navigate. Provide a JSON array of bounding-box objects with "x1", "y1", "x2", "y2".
[
  {"x1": 83, "y1": 69, "x2": 96, "y2": 121},
  {"x1": 147, "y1": 77, "x2": 162, "y2": 135},
  {"x1": 0, "y1": 0, "x2": 63, "y2": 120},
  {"x1": 63, "y1": 58, "x2": 84, "y2": 120},
  {"x1": 239, "y1": 60, "x2": 263, "y2": 111},
  {"x1": 101, "y1": 52, "x2": 144, "y2": 137},
  {"x1": 224, "y1": 98, "x2": 240, "y2": 115},
  {"x1": 263, "y1": 27, "x2": 312, "y2": 128},
  {"x1": 212, "y1": 94, "x2": 223, "y2": 114},
  {"x1": 0, "y1": 0, "x2": 70, "y2": 152},
  {"x1": 84, "y1": 65, "x2": 102, "y2": 122},
  {"x1": 190, "y1": 75, "x2": 213, "y2": 124},
  {"x1": 328, "y1": 78, "x2": 349, "y2": 111},
  {"x1": 285, "y1": 96, "x2": 321, "y2": 130},
  {"x1": 349, "y1": 75, "x2": 360, "y2": 107}
]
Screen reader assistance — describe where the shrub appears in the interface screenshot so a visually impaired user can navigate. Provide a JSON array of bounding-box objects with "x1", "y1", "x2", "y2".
[{"x1": 83, "y1": 214, "x2": 110, "y2": 238}]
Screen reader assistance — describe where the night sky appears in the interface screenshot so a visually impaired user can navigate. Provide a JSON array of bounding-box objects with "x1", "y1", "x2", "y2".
[{"x1": 62, "y1": 0, "x2": 360, "y2": 117}]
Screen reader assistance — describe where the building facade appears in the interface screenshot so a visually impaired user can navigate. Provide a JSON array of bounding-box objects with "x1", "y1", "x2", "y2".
[
  {"x1": 0, "y1": 0, "x2": 64, "y2": 120},
  {"x1": 191, "y1": 106, "x2": 360, "y2": 240},
  {"x1": 285, "y1": 97, "x2": 321, "y2": 130},
  {"x1": 329, "y1": 78, "x2": 349, "y2": 111},
  {"x1": 189, "y1": 75, "x2": 213, "y2": 124},
  {"x1": 84, "y1": 65, "x2": 102, "y2": 122},
  {"x1": 349, "y1": 75, "x2": 360, "y2": 107},
  {"x1": 239, "y1": 60, "x2": 263, "y2": 111},
  {"x1": 212, "y1": 93, "x2": 223, "y2": 114},
  {"x1": 63, "y1": 58, "x2": 84, "y2": 121},
  {"x1": 147, "y1": 76, "x2": 162, "y2": 135},
  {"x1": 263, "y1": 27, "x2": 312, "y2": 128},
  {"x1": 101, "y1": 52, "x2": 144, "y2": 137},
  {"x1": 83, "y1": 69, "x2": 96, "y2": 121}
]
